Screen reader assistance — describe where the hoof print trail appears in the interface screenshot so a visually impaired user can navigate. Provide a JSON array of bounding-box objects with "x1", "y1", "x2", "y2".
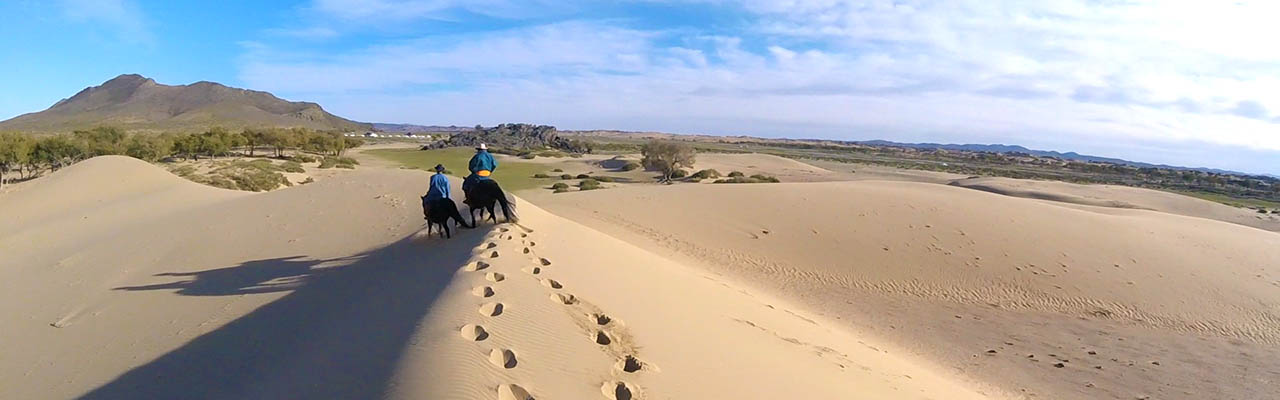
[
  {"x1": 490, "y1": 251, "x2": 500, "y2": 258},
  {"x1": 541, "y1": 279, "x2": 562, "y2": 289},
  {"x1": 489, "y1": 348, "x2": 518, "y2": 369},
  {"x1": 465, "y1": 261, "x2": 489, "y2": 272},
  {"x1": 472, "y1": 286, "x2": 495, "y2": 297},
  {"x1": 497, "y1": 384, "x2": 532, "y2": 400},
  {"x1": 595, "y1": 330, "x2": 612, "y2": 345},
  {"x1": 601, "y1": 381, "x2": 634, "y2": 400},
  {"x1": 539, "y1": 258, "x2": 552, "y2": 266},
  {"x1": 460, "y1": 324, "x2": 488, "y2": 341},
  {"x1": 480, "y1": 302, "x2": 504, "y2": 317},
  {"x1": 522, "y1": 266, "x2": 541, "y2": 275},
  {"x1": 551, "y1": 293, "x2": 577, "y2": 305},
  {"x1": 486, "y1": 272, "x2": 505, "y2": 282}
]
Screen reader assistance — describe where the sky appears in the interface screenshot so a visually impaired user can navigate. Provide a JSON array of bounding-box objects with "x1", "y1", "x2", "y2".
[{"x1": 2, "y1": 0, "x2": 1278, "y2": 174}]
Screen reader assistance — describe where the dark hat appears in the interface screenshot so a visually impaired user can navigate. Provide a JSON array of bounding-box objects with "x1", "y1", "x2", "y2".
[{"x1": 434, "y1": 164, "x2": 445, "y2": 172}]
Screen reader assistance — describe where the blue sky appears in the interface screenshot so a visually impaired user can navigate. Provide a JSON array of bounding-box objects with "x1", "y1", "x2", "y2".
[{"x1": 3, "y1": 0, "x2": 1279, "y2": 174}]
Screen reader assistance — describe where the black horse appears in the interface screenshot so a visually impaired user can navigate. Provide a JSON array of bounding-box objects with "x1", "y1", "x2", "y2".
[
  {"x1": 421, "y1": 196, "x2": 471, "y2": 239},
  {"x1": 464, "y1": 179, "x2": 516, "y2": 226}
]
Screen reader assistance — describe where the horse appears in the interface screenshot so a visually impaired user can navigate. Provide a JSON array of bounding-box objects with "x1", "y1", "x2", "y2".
[
  {"x1": 421, "y1": 196, "x2": 471, "y2": 239},
  {"x1": 464, "y1": 179, "x2": 516, "y2": 226}
]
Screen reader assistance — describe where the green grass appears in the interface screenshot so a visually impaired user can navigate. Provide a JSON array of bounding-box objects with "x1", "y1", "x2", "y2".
[
  {"x1": 366, "y1": 147, "x2": 547, "y2": 192},
  {"x1": 1176, "y1": 191, "x2": 1280, "y2": 210}
]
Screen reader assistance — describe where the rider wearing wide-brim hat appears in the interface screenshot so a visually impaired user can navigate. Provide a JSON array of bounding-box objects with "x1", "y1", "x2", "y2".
[{"x1": 463, "y1": 143, "x2": 497, "y2": 194}]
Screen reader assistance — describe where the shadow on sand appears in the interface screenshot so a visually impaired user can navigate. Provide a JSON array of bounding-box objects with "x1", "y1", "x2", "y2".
[{"x1": 78, "y1": 227, "x2": 493, "y2": 399}]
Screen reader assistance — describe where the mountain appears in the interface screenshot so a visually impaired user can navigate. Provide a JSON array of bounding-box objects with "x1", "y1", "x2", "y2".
[
  {"x1": 370, "y1": 123, "x2": 470, "y2": 133},
  {"x1": 0, "y1": 74, "x2": 370, "y2": 133}
]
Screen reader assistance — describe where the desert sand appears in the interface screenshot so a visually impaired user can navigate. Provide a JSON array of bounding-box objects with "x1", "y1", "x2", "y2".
[
  {"x1": 531, "y1": 174, "x2": 1280, "y2": 399},
  {"x1": 0, "y1": 155, "x2": 1000, "y2": 399}
]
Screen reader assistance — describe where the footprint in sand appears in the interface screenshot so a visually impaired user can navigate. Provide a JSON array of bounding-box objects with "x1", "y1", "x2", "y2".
[
  {"x1": 529, "y1": 241, "x2": 536, "y2": 247},
  {"x1": 601, "y1": 381, "x2": 635, "y2": 400},
  {"x1": 500, "y1": 227, "x2": 510, "y2": 233},
  {"x1": 591, "y1": 313, "x2": 611, "y2": 325},
  {"x1": 523, "y1": 247, "x2": 530, "y2": 254},
  {"x1": 551, "y1": 293, "x2": 577, "y2": 305},
  {"x1": 490, "y1": 251, "x2": 500, "y2": 258},
  {"x1": 480, "y1": 302, "x2": 504, "y2": 317},
  {"x1": 486, "y1": 272, "x2": 505, "y2": 282},
  {"x1": 497, "y1": 384, "x2": 532, "y2": 400},
  {"x1": 465, "y1": 261, "x2": 490, "y2": 272},
  {"x1": 522, "y1": 266, "x2": 541, "y2": 275},
  {"x1": 460, "y1": 324, "x2": 489, "y2": 341},
  {"x1": 486, "y1": 242, "x2": 498, "y2": 249},
  {"x1": 595, "y1": 330, "x2": 612, "y2": 345},
  {"x1": 489, "y1": 348, "x2": 518, "y2": 369},
  {"x1": 539, "y1": 258, "x2": 552, "y2": 266},
  {"x1": 616, "y1": 355, "x2": 644, "y2": 373},
  {"x1": 472, "y1": 286, "x2": 495, "y2": 297},
  {"x1": 541, "y1": 279, "x2": 562, "y2": 289}
]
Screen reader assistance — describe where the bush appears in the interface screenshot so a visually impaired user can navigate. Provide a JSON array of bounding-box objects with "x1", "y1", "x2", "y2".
[
  {"x1": 670, "y1": 169, "x2": 689, "y2": 179},
  {"x1": 281, "y1": 161, "x2": 305, "y2": 173},
  {"x1": 750, "y1": 174, "x2": 780, "y2": 183},
  {"x1": 319, "y1": 156, "x2": 358, "y2": 169},
  {"x1": 289, "y1": 154, "x2": 318, "y2": 163},
  {"x1": 575, "y1": 173, "x2": 591, "y2": 179},
  {"x1": 593, "y1": 176, "x2": 616, "y2": 182},
  {"x1": 641, "y1": 140, "x2": 696, "y2": 182},
  {"x1": 554, "y1": 187, "x2": 571, "y2": 193},
  {"x1": 728, "y1": 171, "x2": 744, "y2": 177},
  {"x1": 578, "y1": 179, "x2": 602, "y2": 190},
  {"x1": 560, "y1": 174, "x2": 574, "y2": 180},
  {"x1": 551, "y1": 182, "x2": 569, "y2": 190},
  {"x1": 533, "y1": 173, "x2": 550, "y2": 178},
  {"x1": 620, "y1": 161, "x2": 642, "y2": 171},
  {"x1": 689, "y1": 169, "x2": 721, "y2": 180},
  {"x1": 169, "y1": 165, "x2": 197, "y2": 177},
  {"x1": 519, "y1": 153, "x2": 536, "y2": 159},
  {"x1": 552, "y1": 168, "x2": 564, "y2": 172}
]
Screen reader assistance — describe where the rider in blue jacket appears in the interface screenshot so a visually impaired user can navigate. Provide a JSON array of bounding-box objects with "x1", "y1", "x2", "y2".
[{"x1": 463, "y1": 143, "x2": 497, "y2": 194}]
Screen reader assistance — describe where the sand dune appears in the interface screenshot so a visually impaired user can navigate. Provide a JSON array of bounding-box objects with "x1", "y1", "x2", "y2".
[
  {"x1": 531, "y1": 181, "x2": 1280, "y2": 400},
  {"x1": 0, "y1": 157, "x2": 997, "y2": 399},
  {"x1": 950, "y1": 176, "x2": 1280, "y2": 232}
]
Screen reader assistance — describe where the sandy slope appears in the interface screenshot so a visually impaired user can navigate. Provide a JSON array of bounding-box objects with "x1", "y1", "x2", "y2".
[
  {"x1": 0, "y1": 156, "x2": 996, "y2": 399},
  {"x1": 950, "y1": 176, "x2": 1280, "y2": 232},
  {"x1": 530, "y1": 181, "x2": 1280, "y2": 400}
]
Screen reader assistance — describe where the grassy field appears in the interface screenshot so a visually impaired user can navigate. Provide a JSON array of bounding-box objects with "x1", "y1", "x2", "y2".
[
  {"x1": 1178, "y1": 191, "x2": 1280, "y2": 210},
  {"x1": 365, "y1": 147, "x2": 551, "y2": 192}
]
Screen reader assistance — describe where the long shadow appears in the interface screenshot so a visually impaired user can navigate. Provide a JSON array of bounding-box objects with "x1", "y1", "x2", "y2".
[{"x1": 79, "y1": 227, "x2": 491, "y2": 400}]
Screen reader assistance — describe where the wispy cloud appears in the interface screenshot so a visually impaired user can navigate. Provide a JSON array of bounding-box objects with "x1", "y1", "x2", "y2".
[
  {"x1": 57, "y1": 0, "x2": 150, "y2": 43},
  {"x1": 238, "y1": 0, "x2": 1280, "y2": 173}
]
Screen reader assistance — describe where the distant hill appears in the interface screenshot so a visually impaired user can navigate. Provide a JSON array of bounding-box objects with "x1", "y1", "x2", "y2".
[
  {"x1": 371, "y1": 123, "x2": 469, "y2": 133},
  {"x1": 851, "y1": 140, "x2": 1259, "y2": 176},
  {"x1": 0, "y1": 74, "x2": 370, "y2": 133}
]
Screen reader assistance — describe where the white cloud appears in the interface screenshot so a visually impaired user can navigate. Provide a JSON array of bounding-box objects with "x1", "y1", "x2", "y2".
[
  {"x1": 241, "y1": 0, "x2": 1280, "y2": 173},
  {"x1": 57, "y1": 0, "x2": 150, "y2": 43}
]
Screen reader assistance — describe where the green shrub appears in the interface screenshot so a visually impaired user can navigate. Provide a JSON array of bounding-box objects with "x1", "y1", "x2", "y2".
[
  {"x1": 576, "y1": 173, "x2": 591, "y2": 179},
  {"x1": 560, "y1": 174, "x2": 574, "y2": 180},
  {"x1": 553, "y1": 187, "x2": 571, "y2": 193},
  {"x1": 289, "y1": 154, "x2": 318, "y2": 163},
  {"x1": 670, "y1": 169, "x2": 689, "y2": 179},
  {"x1": 281, "y1": 161, "x2": 305, "y2": 173},
  {"x1": 620, "y1": 161, "x2": 642, "y2": 171},
  {"x1": 170, "y1": 165, "x2": 197, "y2": 177},
  {"x1": 728, "y1": 171, "x2": 744, "y2": 177},
  {"x1": 593, "y1": 176, "x2": 616, "y2": 183},
  {"x1": 578, "y1": 179, "x2": 602, "y2": 190},
  {"x1": 689, "y1": 169, "x2": 721, "y2": 179},
  {"x1": 319, "y1": 156, "x2": 358, "y2": 169},
  {"x1": 533, "y1": 173, "x2": 550, "y2": 178},
  {"x1": 551, "y1": 182, "x2": 569, "y2": 190},
  {"x1": 552, "y1": 168, "x2": 564, "y2": 172},
  {"x1": 749, "y1": 174, "x2": 780, "y2": 183}
]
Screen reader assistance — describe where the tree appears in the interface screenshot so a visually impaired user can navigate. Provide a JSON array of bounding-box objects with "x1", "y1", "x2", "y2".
[
  {"x1": 33, "y1": 134, "x2": 84, "y2": 171},
  {"x1": 125, "y1": 134, "x2": 173, "y2": 162},
  {"x1": 173, "y1": 133, "x2": 202, "y2": 160},
  {"x1": 73, "y1": 126, "x2": 128, "y2": 156},
  {"x1": 640, "y1": 140, "x2": 696, "y2": 183},
  {"x1": 241, "y1": 128, "x2": 266, "y2": 157},
  {"x1": 0, "y1": 132, "x2": 35, "y2": 188}
]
